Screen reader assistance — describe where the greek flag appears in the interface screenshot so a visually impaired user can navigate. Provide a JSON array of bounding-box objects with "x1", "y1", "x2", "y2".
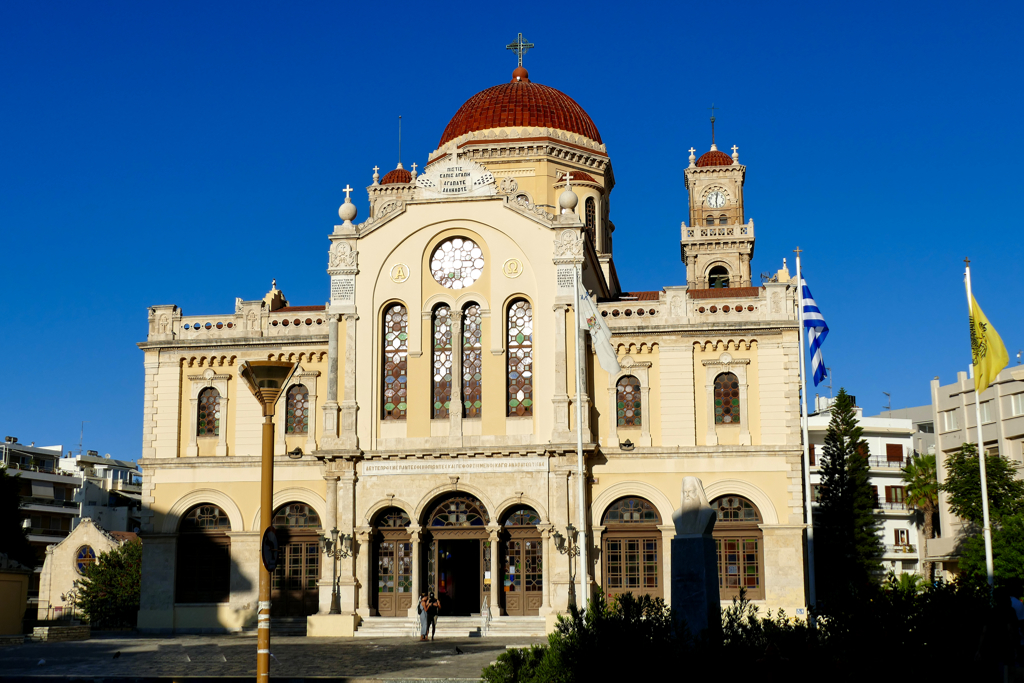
[{"x1": 801, "y1": 278, "x2": 829, "y2": 386}]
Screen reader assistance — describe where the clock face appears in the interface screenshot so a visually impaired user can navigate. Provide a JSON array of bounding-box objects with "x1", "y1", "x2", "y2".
[{"x1": 707, "y1": 191, "x2": 725, "y2": 209}]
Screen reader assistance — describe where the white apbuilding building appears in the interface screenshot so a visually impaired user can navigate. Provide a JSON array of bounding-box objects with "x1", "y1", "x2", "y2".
[
  {"x1": 58, "y1": 452, "x2": 142, "y2": 534},
  {"x1": 807, "y1": 396, "x2": 921, "y2": 575}
]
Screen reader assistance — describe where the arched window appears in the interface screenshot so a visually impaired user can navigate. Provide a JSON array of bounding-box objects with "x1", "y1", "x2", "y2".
[
  {"x1": 616, "y1": 376, "x2": 642, "y2": 427},
  {"x1": 705, "y1": 215, "x2": 715, "y2": 226},
  {"x1": 197, "y1": 388, "x2": 221, "y2": 436},
  {"x1": 462, "y1": 303, "x2": 483, "y2": 418},
  {"x1": 601, "y1": 497, "x2": 662, "y2": 599},
  {"x1": 709, "y1": 266, "x2": 730, "y2": 289},
  {"x1": 272, "y1": 503, "x2": 321, "y2": 529},
  {"x1": 75, "y1": 546, "x2": 96, "y2": 576},
  {"x1": 271, "y1": 503, "x2": 321, "y2": 616},
  {"x1": 507, "y1": 300, "x2": 533, "y2": 417},
  {"x1": 718, "y1": 214, "x2": 728, "y2": 225},
  {"x1": 376, "y1": 508, "x2": 412, "y2": 528},
  {"x1": 428, "y1": 494, "x2": 490, "y2": 527},
  {"x1": 585, "y1": 197, "x2": 597, "y2": 246},
  {"x1": 432, "y1": 305, "x2": 453, "y2": 419},
  {"x1": 711, "y1": 496, "x2": 764, "y2": 599},
  {"x1": 504, "y1": 506, "x2": 541, "y2": 527},
  {"x1": 714, "y1": 372, "x2": 740, "y2": 424},
  {"x1": 285, "y1": 385, "x2": 309, "y2": 434},
  {"x1": 372, "y1": 507, "x2": 412, "y2": 617},
  {"x1": 176, "y1": 504, "x2": 231, "y2": 604},
  {"x1": 382, "y1": 303, "x2": 408, "y2": 420}
]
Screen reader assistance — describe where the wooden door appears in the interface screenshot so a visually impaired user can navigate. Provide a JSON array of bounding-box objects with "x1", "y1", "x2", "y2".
[
  {"x1": 503, "y1": 533, "x2": 542, "y2": 616},
  {"x1": 271, "y1": 539, "x2": 320, "y2": 616},
  {"x1": 375, "y1": 533, "x2": 413, "y2": 617}
]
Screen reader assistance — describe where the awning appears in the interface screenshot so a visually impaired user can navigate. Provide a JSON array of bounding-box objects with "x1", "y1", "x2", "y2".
[
  {"x1": 112, "y1": 490, "x2": 142, "y2": 502},
  {"x1": 31, "y1": 481, "x2": 54, "y2": 499}
]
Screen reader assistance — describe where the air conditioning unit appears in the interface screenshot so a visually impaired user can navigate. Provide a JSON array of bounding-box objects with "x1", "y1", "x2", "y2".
[
  {"x1": 4, "y1": 436, "x2": 17, "y2": 444},
  {"x1": 87, "y1": 450, "x2": 99, "y2": 457}
]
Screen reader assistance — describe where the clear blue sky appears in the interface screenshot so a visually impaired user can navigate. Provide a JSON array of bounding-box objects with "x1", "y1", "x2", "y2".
[{"x1": 2, "y1": 1, "x2": 1021, "y2": 459}]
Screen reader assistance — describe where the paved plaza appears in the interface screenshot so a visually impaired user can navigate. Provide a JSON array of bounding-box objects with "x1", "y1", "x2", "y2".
[{"x1": 0, "y1": 633, "x2": 547, "y2": 681}]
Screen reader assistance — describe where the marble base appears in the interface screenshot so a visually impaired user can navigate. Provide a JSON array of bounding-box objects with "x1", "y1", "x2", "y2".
[{"x1": 670, "y1": 536, "x2": 720, "y2": 639}]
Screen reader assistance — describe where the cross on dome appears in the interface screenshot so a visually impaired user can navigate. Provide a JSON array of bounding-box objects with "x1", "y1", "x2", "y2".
[
  {"x1": 505, "y1": 32, "x2": 534, "y2": 67},
  {"x1": 731, "y1": 145, "x2": 738, "y2": 154},
  {"x1": 343, "y1": 184, "x2": 353, "y2": 200},
  {"x1": 373, "y1": 166, "x2": 379, "y2": 174},
  {"x1": 563, "y1": 172, "x2": 573, "y2": 190}
]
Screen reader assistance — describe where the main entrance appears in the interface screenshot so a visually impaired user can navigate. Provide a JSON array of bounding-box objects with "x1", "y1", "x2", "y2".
[
  {"x1": 270, "y1": 503, "x2": 322, "y2": 617},
  {"x1": 425, "y1": 494, "x2": 490, "y2": 616}
]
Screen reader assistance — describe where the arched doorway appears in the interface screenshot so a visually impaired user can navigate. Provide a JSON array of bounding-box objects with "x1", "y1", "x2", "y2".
[
  {"x1": 372, "y1": 507, "x2": 413, "y2": 617},
  {"x1": 710, "y1": 496, "x2": 765, "y2": 600},
  {"x1": 424, "y1": 493, "x2": 490, "y2": 616},
  {"x1": 600, "y1": 497, "x2": 663, "y2": 600},
  {"x1": 176, "y1": 504, "x2": 231, "y2": 604},
  {"x1": 501, "y1": 506, "x2": 543, "y2": 616},
  {"x1": 270, "y1": 503, "x2": 322, "y2": 617}
]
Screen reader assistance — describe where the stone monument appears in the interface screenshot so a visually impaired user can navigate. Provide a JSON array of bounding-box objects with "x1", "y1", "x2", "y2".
[{"x1": 670, "y1": 476, "x2": 721, "y2": 639}]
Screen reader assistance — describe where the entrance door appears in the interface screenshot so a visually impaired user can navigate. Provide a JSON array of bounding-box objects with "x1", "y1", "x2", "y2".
[
  {"x1": 503, "y1": 537, "x2": 543, "y2": 615},
  {"x1": 271, "y1": 538, "x2": 320, "y2": 616},
  {"x1": 437, "y1": 539, "x2": 480, "y2": 616},
  {"x1": 375, "y1": 535, "x2": 413, "y2": 617}
]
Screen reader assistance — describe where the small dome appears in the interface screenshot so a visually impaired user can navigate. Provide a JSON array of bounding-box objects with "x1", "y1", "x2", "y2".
[
  {"x1": 380, "y1": 167, "x2": 413, "y2": 185},
  {"x1": 696, "y1": 149, "x2": 734, "y2": 167}
]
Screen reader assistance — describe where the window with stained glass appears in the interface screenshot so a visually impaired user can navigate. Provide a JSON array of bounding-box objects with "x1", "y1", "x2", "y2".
[
  {"x1": 430, "y1": 237, "x2": 484, "y2": 289},
  {"x1": 374, "y1": 507, "x2": 411, "y2": 528},
  {"x1": 585, "y1": 197, "x2": 596, "y2": 246},
  {"x1": 273, "y1": 503, "x2": 321, "y2": 529},
  {"x1": 382, "y1": 303, "x2": 408, "y2": 420},
  {"x1": 75, "y1": 545, "x2": 96, "y2": 575},
  {"x1": 507, "y1": 300, "x2": 533, "y2": 416},
  {"x1": 505, "y1": 539, "x2": 543, "y2": 593},
  {"x1": 285, "y1": 384, "x2": 309, "y2": 434},
  {"x1": 602, "y1": 497, "x2": 661, "y2": 524},
  {"x1": 180, "y1": 504, "x2": 232, "y2": 531},
  {"x1": 377, "y1": 541, "x2": 412, "y2": 594},
  {"x1": 504, "y1": 506, "x2": 541, "y2": 527},
  {"x1": 462, "y1": 303, "x2": 483, "y2": 418},
  {"x1": 616, "y1": 375, "x2": 641, "y2": 427},
  {"x1": 714, "y1": 372, "x2": 740, "y2": 424},
  {"x1": 428, "y1": 494, "x2": 489, "y2": 527},
  {"x1": 432, "y1": 306, "x2": 452, "y2": 419},
  {"x1": 712, "y1": 496, "x2": 761, "y2": 523},
  {"x1": 197, "y1": 388, "x2": 220, "y2": 436},
  {"x1": 710, "y1": 496, "x2": 764, "y2": 599}
]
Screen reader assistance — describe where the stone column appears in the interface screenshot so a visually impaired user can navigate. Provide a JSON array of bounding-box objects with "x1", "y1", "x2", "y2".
[
  {"x1": 322, "y1": 314, "x2": 340, "y2": 440},
  {"x1": 340, "y1": 314, "x2": 359, "y2": 448},
  {"x1": 409, "y1": 526, "x2": 422, "y2": 606},
  {"x1": 216, "y1": 394, "x2": 229, "y2": 456},
  {"x1": 320, "y1": 475, "x2": 339, "y2": 614},
  {"x1": 658, "y1": 524, "x2": 675, "y2": 604},
  {"x1": 137, "y1": 535, "x2": 177, "y2": 632},
  {"x1": 356, "y1": 528, "x2": 372, "y2": 617},
  {"x1": 539, "y1": 524, "x2": 553, "y2": 615},
  {"x1": 227, "y1": 531, "x2": 259, "y2": 630},
  {"x1": 575, "y1": 327, "x2": 592, "y2": 436},
  {"x1": 305, "y1": 381, "x2": 319, "y2": 453},
  {"x1": 449, "y1": 310, "x2": 463, "y2": 445},
  {"x1": 488, "y1": 525, "x2": 501, "y2": 616},
  {"x1": 606, "y1": 386, "x2": 618, "y2": 448},
  {"x1": 338, "y1": 469, "x2": 358, "y2": 613},
  {"x1": 551, "y1": 305, "x2": 572, "y2": 441},
  {"x1": 187, "y1": 397, "x2": 199, "y2": 456}
]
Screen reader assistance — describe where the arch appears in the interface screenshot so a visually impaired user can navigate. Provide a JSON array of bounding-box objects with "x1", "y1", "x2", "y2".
[
  {"x1": 424, "y1": 492, "x2": 489, "y2": 527},
  {"x1": 414, "y1": 483, "x2": 496, "y2": 526},
  {"x1": 362, "y1": 497, "x2": 417, "y2": 527},
  {"x1": 249, "y1": 488, "x2": 328, "y2": 533},
  {"x1": 371, "y1": 506, "x2": 412, "y2": 528},
  {"x1": 718, "y1": 214, "x2": 728, "y2": 225},
  {"x1": 163, "y1": 488, "x2": 245, "y2": 533},
  {"x1": 705, "y1": 215, "x2": 715, "y2": 226},
  {"x1": 701, "y1": 479, "x2": 779, "y2": 525},
  {"x1": 708, "y1": 265, "x2": 730, "y2": 289},
  {"x1": 492, "y1": 495, "x2": 549, "y2": 525},
  {"x1": 590, "y1": 481, "x2": 674, "y2": 529}
]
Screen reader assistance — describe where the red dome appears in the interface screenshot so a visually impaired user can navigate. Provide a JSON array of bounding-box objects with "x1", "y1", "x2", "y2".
[
  {"x1": 380, "y1": 167, "x2": 412, "y2": 185},
  {"x1": 439, "y1": 68, "x2": 602, "y2": 147},
  {"x1": 696, "y1": 149, "x2": 734, "y2": 167}
]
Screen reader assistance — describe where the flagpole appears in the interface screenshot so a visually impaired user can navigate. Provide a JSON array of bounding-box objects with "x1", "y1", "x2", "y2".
[
  {"x1": 572, "y1": 263, "x2": 589, "y2": 613},
  {"x1": 795, "y1": 250, "x2": 817, "y2": 614},
  {"x1": 965, "y1": 261, "x2": 995, "y2": 587}
]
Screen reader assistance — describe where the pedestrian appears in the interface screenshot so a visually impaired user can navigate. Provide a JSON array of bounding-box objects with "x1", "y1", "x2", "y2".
[
  {"x1": 427, "y1": 592, "x2": 441, "y2": 641},
  {"x1": 417, "y1": 593, "x2": 430, "y2": 641}
]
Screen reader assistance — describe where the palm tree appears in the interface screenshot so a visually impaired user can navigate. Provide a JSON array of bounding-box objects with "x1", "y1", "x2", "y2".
[{"x1": 902, "y1": 452, "x2": 938, "y2": 582}]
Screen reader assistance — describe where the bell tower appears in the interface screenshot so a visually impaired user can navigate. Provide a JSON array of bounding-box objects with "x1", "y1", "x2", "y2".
[{"x1": 680, "y1": 114, "x2": 754, "y2": 289}]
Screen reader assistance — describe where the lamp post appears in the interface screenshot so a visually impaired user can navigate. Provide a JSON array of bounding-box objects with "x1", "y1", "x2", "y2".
[
  {"x1": 319, "y1": 526, "x2": 352, "y2": 615},
  {"x1": 552, "y1": 523, "x2": 581, "y2": 611},
  {"x1": 239, "y1": 360, "x2": 298, "y2": 683}
]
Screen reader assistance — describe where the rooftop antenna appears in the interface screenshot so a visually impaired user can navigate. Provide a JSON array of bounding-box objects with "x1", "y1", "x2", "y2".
[
  {"x1": 78, "y1": 421, "x2": 89, "y2": 456},
  {"x1": 1017, "y1": 350, "x2": 1022, "y2": 365},
  {"x1": 709, "y1": 103, "x2": 720, "y2": 148},
  {"x1": 826, "y1": 367, "x2": 833, "y2": 399},
  {"x1": 883, "y1": 392, "x2": 891, "y2": 417}
]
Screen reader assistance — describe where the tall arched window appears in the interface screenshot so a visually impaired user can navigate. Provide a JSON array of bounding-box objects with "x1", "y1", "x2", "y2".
[
  {"x1": 584, "y1": 197, "x2": 597, "y2": 246},
  {"x1": 601, "y1": 497, "x2": 662, "y2": 600},
  {"x1": 710, "y1": 496, "x2": 764, "y2": 599},
  {"x1": 714, "y1": 372, "x2": 740, "y2": 424},
  {"x1": 197, "y1": 388, "x2": 221, "y2": 436},
  {"x1": 285, "y1": 385, "x2": 309, "y2": 434},
  {"x1": 616, "y1": 376, "x2": 642, "y2": 427},
  {"x1": 709, "y1": 266, "x2": 730, "y2": 289},
  {"x1": 463, "y1": 303, "x2": 483, "y2": 418},
  {"x1": 507, "y1": 300, "x2": 533, "y2": 417},
  {"x1": 432, "y1": 305, "x2": 453, "y2": 419},
  {"x1": 382, "y1": 303, "x2": 408, "y2": 420},
  {"x1": 176, "y1": 504, "x2": 231, "y2": 603}
]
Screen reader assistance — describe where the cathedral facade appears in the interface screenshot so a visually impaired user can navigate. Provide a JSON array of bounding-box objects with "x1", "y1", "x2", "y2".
[{"x1": 137, "y1": 59, "x2": 807, "y2": 635}]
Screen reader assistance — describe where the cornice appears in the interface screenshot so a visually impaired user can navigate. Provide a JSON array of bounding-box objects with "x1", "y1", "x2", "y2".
[{"x1": 138, "y1": 335, "x2": 329, "y2": 352}]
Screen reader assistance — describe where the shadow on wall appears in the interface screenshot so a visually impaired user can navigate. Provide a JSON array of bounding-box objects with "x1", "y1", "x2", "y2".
[{"x1": 169, "y1": 521, "x2": 255, "y2": 633}]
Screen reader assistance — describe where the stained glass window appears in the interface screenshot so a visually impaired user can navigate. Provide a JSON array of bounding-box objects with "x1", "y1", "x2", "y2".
[
  {"x1": 504, "y1": 506, "x2": 541, "y2": 527},
  {"x1": 604, "y1": 538, "x2": 658, "y2": 591},
  {"x1": 428, "y1": 494, "x2": 489, "y2": 527},
  {"x1": 462, "y1": 303, "x2": 483, "y2": 418},
  {"x1": 197, "y1": 388, "x2": 220, "y2": 436},
  {"x1": 711, "y1": 496, "x2": 763, "y2": 599},
  {"x1": 504, "y1": 539, "x2": 543, "y2": 593},
  {"x1": 714, "y1": 372, "x2": 740, "y2": 424},
  {"x1": 712, "y1": 496, "x2": 761, "y2": 523},
  {"x1": 507, "y1": 300, "x2": 533, "y2": 417},
  {"x1": 180, "y1": 504, "x2": 231, "y2": 531},
  {"x1": 430, "y1": 237, "x2": 484, "y2": 289},
  {"x1": 602, "y1": 497, "x2": 660, "y2": 524},
  {"x1": 75, "y1": 545, "x2": 96, "y2": 575},
  {"x1": 432, "y1": 306, "x2": 453, "y2": 419},
  {"x1": 285, "y1": 384, "x2": 309, "y2": 434},
  {"x1": 375, "y1": 507, "x2": 411, "y2": 528},
  {"x1": 616, "y1": 375, "x2": 641, "y2": 427},
  {"x1": 585, "y1": 197, "x2": 596, "y2": 246},
  {"x1": 382, "y1": 303, "x2": 408, "y2": 420},
  {"x1": 273, "y1": 503, "x2": 321, "y2": 528},
  {"x1": 376, "y1": 541, "x2": 411, "y2": 594}
]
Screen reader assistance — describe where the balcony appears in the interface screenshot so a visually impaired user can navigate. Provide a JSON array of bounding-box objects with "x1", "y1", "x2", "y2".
[
  {"x1": 884, "y1": 544, "x2": 918, "y2": 555},
  {"x1": 874, "y1": 501, "x2": 908, "y2": 511},
  {"x1": 868, "y1": 457, "x2": 905, "y2": 470},
  {"x1": 26, "y1": 528, "x2": 70, "y2": 543},
  {"x1": 112, "y1": 479, "x2": 142, "y2": 493},
  {"x1": 19, "y1": 497, "x2": 79, "y2": 514}
]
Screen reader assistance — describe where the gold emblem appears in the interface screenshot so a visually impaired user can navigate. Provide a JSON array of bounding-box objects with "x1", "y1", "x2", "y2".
[
  {"x1": 390, "y1": 264, "x2": 410, "y2": 283},
  {"x1": 502, "y1": 258, "x2": 524, "y2": 278}
]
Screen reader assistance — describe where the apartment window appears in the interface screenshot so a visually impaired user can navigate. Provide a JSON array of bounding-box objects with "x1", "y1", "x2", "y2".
[
  {"x1": 981, "y1": 401, "x2": 994, "y2": 424},
  {"x1": 1011, "y1": 394, "x2": 1024, "y2": 417},
  {"x1": 809, "y1": 443, "x2": 816, "y2": 466},
  {"x1": 885, "y1": 486, "x2": 906, "y2": 507},
  {"x1": 894, "y1": 529, "x2": 910, "y2": 546},
  {"x1": 886, "y1": 443, "x2": 904, "y2": 463},
  {"x1": 941, "y1": 410, "x2": 959, "y2": 432},
  {"x1": 872, "y1": 486, "x2": 880, "y2": 508},
  {"x1": 811, "y1": 484, "x2": 823, "y2": 502},
  {"x1": 918, "y1": 421, "x2": 935, "y2": 434}
]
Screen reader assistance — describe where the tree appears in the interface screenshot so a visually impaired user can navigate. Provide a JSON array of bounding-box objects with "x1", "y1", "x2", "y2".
[
  {"x1": 939, "y1": 442, "x2": 1024, "y2": 526},
  {"x1": 815, "y1": 389, "x2": 883, "y2": 603},
  {"x1": 74, "y1": 539, "x2": 142, "y2": 628},
  {"x1": 0, "y1": 465, "x2": 35, "y2": 566},
  {"x1": 902, "y1": 452, "x2": 939, "y2": 581}
]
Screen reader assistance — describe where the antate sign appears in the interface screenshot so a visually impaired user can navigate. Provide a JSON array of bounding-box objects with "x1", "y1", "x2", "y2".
[{"x1": 416, "y1": 155, "x2": 496, "y2": 198}]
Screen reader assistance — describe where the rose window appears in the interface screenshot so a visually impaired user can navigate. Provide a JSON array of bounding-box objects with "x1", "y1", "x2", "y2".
[{"x1": 430, "y1": 238, "x2": 484, "y2": 289}]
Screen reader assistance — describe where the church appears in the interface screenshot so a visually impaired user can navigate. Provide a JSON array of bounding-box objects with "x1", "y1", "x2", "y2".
[{"x1": 136, "y1": 38, "x2": 807, "y2": 635}]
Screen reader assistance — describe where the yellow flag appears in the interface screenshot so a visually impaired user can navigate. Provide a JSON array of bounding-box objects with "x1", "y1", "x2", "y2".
[{"x1": 967, "y1": 287, "x2": 1009, "y2": 394}]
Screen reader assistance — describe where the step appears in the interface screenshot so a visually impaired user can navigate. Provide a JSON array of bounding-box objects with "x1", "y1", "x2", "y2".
[{"x1": 270, "y1": 617, "x2": 308, "y2": 636}]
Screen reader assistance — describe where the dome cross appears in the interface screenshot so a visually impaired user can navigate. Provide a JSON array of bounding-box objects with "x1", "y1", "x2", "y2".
[
  {"x1": 505, "y1": 32, "x2": 534, "y2": 67},
  {"x1": 343, "y1": 185, "x2": 353, "y2": 200}
]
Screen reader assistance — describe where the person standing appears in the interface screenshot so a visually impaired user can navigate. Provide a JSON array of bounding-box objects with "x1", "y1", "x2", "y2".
[
  {"x1": 427, "y1": 592, "x2": 441, "y2": 641},
  {"x1": 417, "y1": 594, "x2": 430, "y2": 641}
]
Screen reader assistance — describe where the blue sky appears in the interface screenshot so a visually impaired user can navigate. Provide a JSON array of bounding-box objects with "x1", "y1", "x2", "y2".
[{"x1": 2, "y1": 1, "x2": 1021, "y2": 459}]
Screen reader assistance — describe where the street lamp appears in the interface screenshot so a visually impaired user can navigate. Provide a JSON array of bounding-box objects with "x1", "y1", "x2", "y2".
[
  {"x1": 552, "y1": 523, "x2": 581, "y2": 611},
  {"x1": 319, "y1": 526, "x2": 353, "y2": 615},
  {"x1": 238, "y1": 360, "x2": 297, "y2": 683}
]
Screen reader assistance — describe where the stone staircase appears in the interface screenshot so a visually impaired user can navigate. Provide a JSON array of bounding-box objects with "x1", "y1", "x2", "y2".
[
  {"x1": 271, "y1": 617, "x2": 308, "y2": 636},
  {"x1": 353, "y1": 614, "x2": 545, "y2": 638}
]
